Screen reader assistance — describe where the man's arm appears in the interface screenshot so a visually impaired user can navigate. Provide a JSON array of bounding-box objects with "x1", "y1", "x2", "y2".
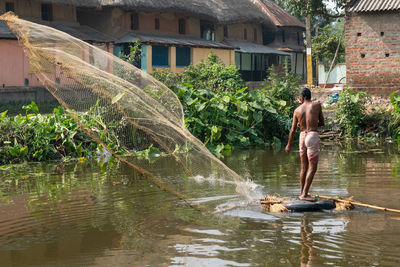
[
  {"x1": 318, "y1": 104, "x2": 325, "y2": 127},
  {"x1": 285, "y1": 112, "x2": 298, "y2": 153}
]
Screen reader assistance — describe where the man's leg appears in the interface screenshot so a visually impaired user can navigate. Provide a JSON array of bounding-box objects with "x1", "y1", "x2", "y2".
[
  {"x1": 300, "y1": 160, "x2": 318, "y2": 201},
  {"x1": 299, "y1": 153, "x2": 308, "y2": 197},
  {"x1": 300, "y1": 132, "x2": 319, "y2": 201}
]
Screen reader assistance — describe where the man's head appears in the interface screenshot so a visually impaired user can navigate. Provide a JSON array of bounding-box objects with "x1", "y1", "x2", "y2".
[{"x1": 300, "y1": 88, "x2": 311, "y2": 102}]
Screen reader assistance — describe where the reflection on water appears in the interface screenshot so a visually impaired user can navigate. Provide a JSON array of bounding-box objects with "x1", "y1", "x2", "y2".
[{"x1": 0, "y1": 140, "x2": 400, "y2": 266}]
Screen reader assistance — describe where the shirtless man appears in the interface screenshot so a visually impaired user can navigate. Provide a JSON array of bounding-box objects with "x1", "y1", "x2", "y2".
[{"x1": 285, "y1": 88, "x2": 324, "y2": 201}]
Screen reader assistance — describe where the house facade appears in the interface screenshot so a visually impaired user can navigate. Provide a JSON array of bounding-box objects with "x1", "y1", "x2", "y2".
[
  {"x1": 0, "y1": 0, "x2": 306, "y2": 98},
  {"x1": 253, "y1": 0, "x2": 306, "y2": 80},
  {"x1": 77, "y1": 0, "x2": 295, "y2": 81},
  {"x1": 346, "y1": 0, "x2": 400, "y2": 96},
  {"x1": 0, "y1": 0, "x2": 114, "y2": 100}
]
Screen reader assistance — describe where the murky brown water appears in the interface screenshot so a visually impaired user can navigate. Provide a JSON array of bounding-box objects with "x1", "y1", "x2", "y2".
[{"x1": 1, "y1": 140, "x2": 400, "y2": 266}]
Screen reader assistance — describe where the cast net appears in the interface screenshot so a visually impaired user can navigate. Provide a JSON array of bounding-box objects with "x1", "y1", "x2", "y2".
[{"x1": 1, "y1": 13, "x2": 262, "y2": 211}]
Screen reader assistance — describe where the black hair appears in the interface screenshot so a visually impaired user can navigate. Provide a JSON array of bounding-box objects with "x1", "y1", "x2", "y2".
[{"x1": 300, "y1": 88, "x2": 311, "y2": 100}]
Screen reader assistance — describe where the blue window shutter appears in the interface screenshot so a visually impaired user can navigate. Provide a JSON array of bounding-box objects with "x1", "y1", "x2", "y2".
[
  {"x1": 152, "y1": 46, "x2": 169, "y2": 67},
  {"x1": 176, "y1": 47, "x2": 191, "y2": 67}
]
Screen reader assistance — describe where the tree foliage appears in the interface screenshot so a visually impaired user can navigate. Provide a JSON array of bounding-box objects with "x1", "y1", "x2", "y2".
[
  {"x1": 312, "y1": 23, "x2": 345, "y2": 64},
  {"x1": 283, "y1": 0, "x2": 347, "y2": 17}
]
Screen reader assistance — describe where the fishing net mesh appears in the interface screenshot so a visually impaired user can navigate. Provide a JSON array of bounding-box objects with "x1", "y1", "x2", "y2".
[{"x1": 1, "y1": 13, "x2": 261, "y2": 209}]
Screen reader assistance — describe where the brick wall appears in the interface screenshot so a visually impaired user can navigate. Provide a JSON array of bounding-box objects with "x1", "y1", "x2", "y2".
[{"x1": 345, "y1": 12, "x2": 400, "y2": 95}]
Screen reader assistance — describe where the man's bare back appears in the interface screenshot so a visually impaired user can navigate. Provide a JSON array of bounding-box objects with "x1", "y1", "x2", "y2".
[
  {"x1": 285, "y1": 88, "x2": 324, "y2": 202},
  {"x1": 294, "y1": 101, "x2": 324, "y2": 132}
]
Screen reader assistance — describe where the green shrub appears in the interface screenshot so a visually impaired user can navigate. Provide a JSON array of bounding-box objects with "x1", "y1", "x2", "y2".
[
  {"x1": 389, "y1": 91, "x2": 400, "y2": 138},
  {"x1": 152, "y1": 53, "x2": 296, "y2": 155},
  {"x1": 176, "y1": 84, "x2": 290, "y2": 155},
  {"x1": 0, "y1": 101, "x2": 125, "y2": 164},
  {"x1": 335, "y1": 88, "x2": 369, "y2": 136},
  {"x1": 153, "y1": 52, "x2": 245, "y2": 93},
  {"x1": 264, "y1": 65, "x2": 301, "y2": 116}
]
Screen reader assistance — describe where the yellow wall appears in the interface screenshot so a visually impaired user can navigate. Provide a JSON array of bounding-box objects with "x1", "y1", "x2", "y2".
[
  {"x1": 1, "y1": 0, "x2": 78, "y2": 25},
  {"x1": 193, "y1": 48, "x2": 234, "y2": 66},
  {"x1": 222, "y1": 23, "x2": 263, "y2": 44}
]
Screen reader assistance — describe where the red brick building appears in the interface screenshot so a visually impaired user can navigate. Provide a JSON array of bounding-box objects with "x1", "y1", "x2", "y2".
[{"x1": 346, "y1": 0, "x2": 400, "y2": 96}]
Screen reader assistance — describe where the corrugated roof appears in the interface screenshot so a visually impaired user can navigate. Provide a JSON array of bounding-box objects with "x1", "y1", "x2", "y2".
[
  {"x1": 116, "y1": 33, "x2": 235, "y2": 49},
  {"x1": 0, "y1": 20, "x2": 113, "y2": 42},
  {"x1": 255, "y1": 0, "x2": 305, "y2": 28},
  {"x1": 224, "y1": 40, "x2": 290, "y2": 55},
  {"x1": 0, "y1": 20, "x2": 16, "y2": 39},
  {"x1": 348, "y1": 0, "x2": 400, "y2": 12},
  {"x1": 54, "y1": 24, "x2": 115, "y2": 42}
]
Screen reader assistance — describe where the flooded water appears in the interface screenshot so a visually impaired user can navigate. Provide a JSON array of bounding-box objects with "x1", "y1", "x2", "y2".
[{"x1": 1, "y1": 140, "x2": 400, "y2": 266}]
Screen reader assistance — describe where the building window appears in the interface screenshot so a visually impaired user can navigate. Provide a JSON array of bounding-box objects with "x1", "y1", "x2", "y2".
[
  {"x1": 253, "y1": 28, "x2": 257, "y2": 42},
  {"x1": 223, "y1": 25, "x2": 228, "y2": 38},
  {"x1": 131, "y1": 13, "x2": 139, "y2": 30},
  {"x1": 263, "y1": 30, "x2": 275, "y2": 45},
  {"x1": 381, "y1": 32, "x2": 385, "y2": 36},
  {"x1": 200, "y1": 20, "x2": 215, "y2": 41},
  {"x1": 176, "y1": 47, "x2": 191, "y2": 67},
  {"x1": 41, "y1": 4, "x2": 53, "y2": 21},
  {"x1": 155, "y1": 18, "x2": 160, "y2": 30},
  {"x1": 282, "y1": 30, "x2": 285, "y2": 43},
  {"x1": 178, "y1": 18, "x2": 186, "y2": 35},
  {"x1": 152, "y1": 46, "x2": 169, "y2": 67},
  {"x1": 5, "y1": 2, "x2": 15, "y2": 12},
  {"x1": 357, "y1": 32, "x2": 361, "y2": 36},
  {"x1": 244, "y1": 28, "x2": 247, "y2": 40},
  {"x1": 297, "y1": 32, "x2": 301, "y2": 45}
]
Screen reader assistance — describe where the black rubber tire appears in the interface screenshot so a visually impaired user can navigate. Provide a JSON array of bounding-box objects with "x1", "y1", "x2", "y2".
[{"x1": 283, "y1": 199, "x2": 335, "y2": 212}]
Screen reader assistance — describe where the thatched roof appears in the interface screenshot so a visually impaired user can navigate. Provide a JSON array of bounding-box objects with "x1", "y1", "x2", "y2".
[
  {"x1": 100, "y1": 0, "x2": 276, "y2": 26},
  {"x1": 41, "y1": 0, "x2": 101, "y2": 7}
]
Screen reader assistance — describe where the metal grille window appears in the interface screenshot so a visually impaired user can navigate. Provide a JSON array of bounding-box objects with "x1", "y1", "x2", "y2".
[
  {"x1": 152, "y1": 46, "x2": 169, "y2": 67},
  {"x1": 41, "y1": 4, "x2": 53, "y2": 21},
  {"x1": 282, "y1": 30, "x2": 286, "y2": 43},
  {"x1": 244, "y1": 28, "x2": 247, "y2": 40},
  {"x1": 176, "y1": 47, "x2": 190, "y2": 67},
  {"x1": 155, "y1": 18, "x2": 160, "y2": 30},
  {"x1": 131, "y1": 13, "x2": 139, "y2": 30},
  {"x1": 179, "y1": 19, "x2": 186, "y2": 34},
  {"x1": 224, "y1": 25, "x2": 228, "y2": 38},
  {"x1": 5, "y1": 2, "x2": 15, "y2": 12}
]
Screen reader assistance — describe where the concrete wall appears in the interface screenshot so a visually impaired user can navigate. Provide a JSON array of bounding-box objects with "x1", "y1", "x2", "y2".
[
  {"x1": 222, "y1": 23, "x2": 263, "y2": 43},
  {"x1": 78, "y1": 8, "x2": 204, "y2": 39},
  {"x1": 1, "y1": 0, "x2": 78, "y2": 25},
  {"x1": 192, "y1": 48, "x2": 234, "y2": 66},
  {"x1": 0, "y1": 40, "x2": 42, "y2": 87},
  {"x1": 267, "y1": 27, "x2": 304, "y2": 52},
  {"x1": 346, "y1": 12, "x2": 400, "y2": 95},
  {"x1": 318, "y1": 63, "x2": 346, "y2": 88}
]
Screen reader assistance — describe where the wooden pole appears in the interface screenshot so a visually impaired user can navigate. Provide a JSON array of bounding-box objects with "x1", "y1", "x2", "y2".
[
  {"x1": 306, "y1": 15, "x2": 313, "y2": 85},
  {"x1": 312, "y1": 195, "x2": 400, "y2": 214}
]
